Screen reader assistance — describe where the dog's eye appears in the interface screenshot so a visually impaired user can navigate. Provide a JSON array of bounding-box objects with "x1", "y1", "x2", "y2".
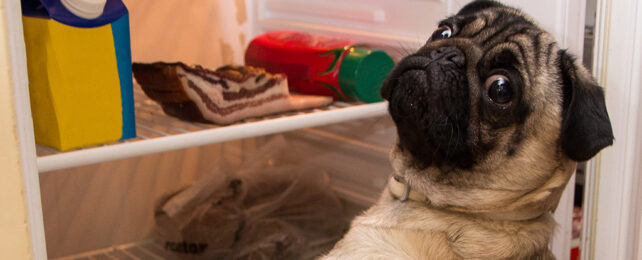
[
  {"x1": 485, "y1": 75, "x2": 512, "y2": 104},
  {"x1": 431, "y1": 25, "x2": 453, "y2": 40}
]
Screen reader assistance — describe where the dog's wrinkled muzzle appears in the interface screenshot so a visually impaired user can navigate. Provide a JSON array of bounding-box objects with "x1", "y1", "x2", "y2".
[{"x1": 383, "y1": 45, "x2": 473, "y2": 169}]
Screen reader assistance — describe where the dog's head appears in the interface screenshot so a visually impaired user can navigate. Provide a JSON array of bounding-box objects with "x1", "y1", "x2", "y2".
[
  {"x1": 383, "y1": 0, "x2": 613, "y2": 170},
  {"x1": 382, "y1": 1, "x2": 613, "y2": 215}
]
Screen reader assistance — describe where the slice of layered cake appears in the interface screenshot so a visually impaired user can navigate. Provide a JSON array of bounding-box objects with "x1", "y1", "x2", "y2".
[{"x1": 132, "y1": 62, "x2": 333, "y2": 125}]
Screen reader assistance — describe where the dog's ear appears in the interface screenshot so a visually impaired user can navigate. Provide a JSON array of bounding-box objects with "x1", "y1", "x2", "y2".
[
  {"x1": 558, "y1": 50, "x2": 614, "y2": 161},
  {"x1": 457, "y1": 0, "x2": 505, "y2": 16}
]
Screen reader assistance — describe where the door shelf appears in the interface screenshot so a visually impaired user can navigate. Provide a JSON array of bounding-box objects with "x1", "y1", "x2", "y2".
[{"x1": 36, "y1": 85, "x2": 389, "y2": 173}]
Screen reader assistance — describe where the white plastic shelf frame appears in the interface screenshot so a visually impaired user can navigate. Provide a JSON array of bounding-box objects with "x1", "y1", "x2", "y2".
[{"x1": 36, "y1": 85, "x2": 388, "y2": 173}]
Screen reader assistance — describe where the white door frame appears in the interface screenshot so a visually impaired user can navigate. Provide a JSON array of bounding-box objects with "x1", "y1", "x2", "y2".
[
  {"x1": 582, "y1": 0, "x2": 642, "y2": 259},
  {"x1": 2, "y1": 0, "x2": 47, "y2": 259}
]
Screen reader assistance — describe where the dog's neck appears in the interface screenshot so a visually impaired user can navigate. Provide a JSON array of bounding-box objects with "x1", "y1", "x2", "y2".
[
  {"x1": 388, "y1": 147, "x2": 577, "y2": 221},
  {"x1": 388, "y1": 175, "x2": 546, "y2": 221}
]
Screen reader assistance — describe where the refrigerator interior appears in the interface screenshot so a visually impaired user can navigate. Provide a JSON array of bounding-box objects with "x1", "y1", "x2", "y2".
[
  {"x1": 32, "y1": 0, "x2": 587, "y2": 259},
  {"x1": 41, "y1": 115, "x2": 397, "y2": 259},
  {"x1": 37, "y1": 0, "x2": 409, "y2": 258}
]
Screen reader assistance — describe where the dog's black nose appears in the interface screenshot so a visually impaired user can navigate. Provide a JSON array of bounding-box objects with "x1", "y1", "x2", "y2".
[{"x1": 428, "y1": 47, "x2": 466, "y2": 68}]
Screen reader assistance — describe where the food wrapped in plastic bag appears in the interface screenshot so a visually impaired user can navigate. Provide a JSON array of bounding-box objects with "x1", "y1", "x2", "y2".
[{"x1": 153, "y1": 138, "x2": 348, "y2": 259}]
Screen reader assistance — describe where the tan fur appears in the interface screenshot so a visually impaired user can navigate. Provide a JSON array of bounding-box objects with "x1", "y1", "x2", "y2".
[
  {"x1": 323, "y1": 4, "x2": 583, "y2": 260},
  {"x1": 322, "y1": 150, "x2": 575, "y2": 260}
]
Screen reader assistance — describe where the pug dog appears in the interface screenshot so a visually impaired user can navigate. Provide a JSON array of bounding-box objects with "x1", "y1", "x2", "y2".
[{"x1": 323, "y1": 1, "x2": 613, "y2": 259}]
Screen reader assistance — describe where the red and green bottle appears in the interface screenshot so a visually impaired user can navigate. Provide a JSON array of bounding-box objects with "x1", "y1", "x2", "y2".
[{"x1": 244, "y1": 30, "x2": 395, "y2": 103}]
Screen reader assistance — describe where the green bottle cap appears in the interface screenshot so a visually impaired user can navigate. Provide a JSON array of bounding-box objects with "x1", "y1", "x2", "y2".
[{"x1": 338, "y1": 48, "x2": 395, "y2": 103}]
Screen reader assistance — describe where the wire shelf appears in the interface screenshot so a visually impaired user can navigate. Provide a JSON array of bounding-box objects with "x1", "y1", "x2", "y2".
[{"x1": 36, "y1": 85, "x2": 388, "y2": 172}]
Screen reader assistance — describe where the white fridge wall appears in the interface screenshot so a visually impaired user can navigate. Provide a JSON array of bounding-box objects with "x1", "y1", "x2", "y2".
[
  {"x1": 253, "y1": 0, "x2": 584, "y2": 57},
  {"x1": 124, "y1": 0, "x2": 250, "y2": 68},
  {"x1": 251, "y1": 0, "x2": 446, "y2": 51}
]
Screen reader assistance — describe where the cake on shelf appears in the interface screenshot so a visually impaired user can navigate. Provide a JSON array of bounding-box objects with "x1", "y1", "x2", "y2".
[{"x1": 132, "y1": 62, "x2": 333, "y2": 125}]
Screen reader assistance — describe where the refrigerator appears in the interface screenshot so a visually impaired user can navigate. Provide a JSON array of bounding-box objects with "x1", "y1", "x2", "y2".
[{"x1": 4, "y1": 0, "x2": 634, "y2": 259}]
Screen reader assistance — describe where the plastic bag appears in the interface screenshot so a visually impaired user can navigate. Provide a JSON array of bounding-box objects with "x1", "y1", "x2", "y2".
[{"x1": 153, "y1": 137, "x2": 348, "y2": 259}]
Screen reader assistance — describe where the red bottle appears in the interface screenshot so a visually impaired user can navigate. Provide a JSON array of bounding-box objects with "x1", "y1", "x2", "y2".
[{"x1": 245, "y1": 30, "x2": 394, "y2": 103}]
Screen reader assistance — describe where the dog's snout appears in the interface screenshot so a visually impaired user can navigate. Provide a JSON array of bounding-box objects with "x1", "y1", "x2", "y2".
[
  {"x1": 429, "y1": 47, "x2": 466, "y2": 68},
  {"x1": 381, "y1": 46, "x2": 466, "y2": 100},
  {"x1": 394, "y1": 46, "x2": 466, "y2": 73}
]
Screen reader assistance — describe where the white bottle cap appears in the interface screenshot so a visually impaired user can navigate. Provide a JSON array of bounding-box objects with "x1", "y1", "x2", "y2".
[{"x1": 60, "y1": 0, "x2": 108, "y2": 20}]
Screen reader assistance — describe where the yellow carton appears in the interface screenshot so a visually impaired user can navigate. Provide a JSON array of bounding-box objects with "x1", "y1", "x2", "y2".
[{"x1": 22, "y1": 0, "x2": 135, "y2": 151}]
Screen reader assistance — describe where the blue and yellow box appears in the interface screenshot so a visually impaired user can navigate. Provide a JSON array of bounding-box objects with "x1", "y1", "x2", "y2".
[{"x1": 21, "y1": 0, "x2": 135, "y2": 151}]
